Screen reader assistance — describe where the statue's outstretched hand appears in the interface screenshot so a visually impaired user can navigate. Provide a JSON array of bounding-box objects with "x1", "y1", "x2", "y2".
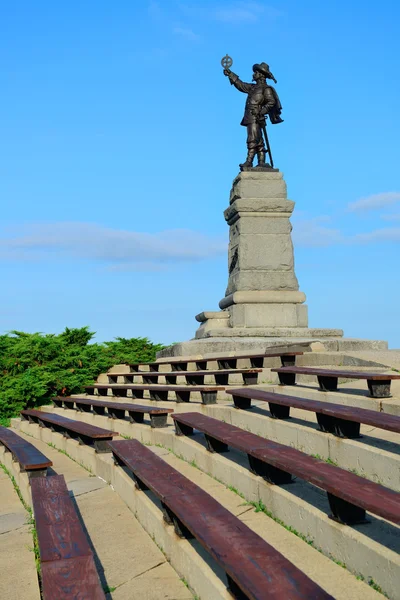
[{"x1": 223, "y1": 69, "x2": 231, "y2": 76}]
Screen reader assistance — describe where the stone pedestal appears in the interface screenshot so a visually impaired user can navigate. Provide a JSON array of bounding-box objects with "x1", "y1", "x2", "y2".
[
  {"x1": 221, "y1": 171, "x2": 307, "y2": 329},
  {"x1": 195, "y1": 170, "x2": 341, "y2": 341},
  {"x1": 157, "y1": 170, "x2": 388, "y2": 359}
]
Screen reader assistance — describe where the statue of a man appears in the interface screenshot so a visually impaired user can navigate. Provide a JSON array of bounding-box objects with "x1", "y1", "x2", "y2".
[{"x1": 223, "y1": 62, "x2": 283, "y2": 170}]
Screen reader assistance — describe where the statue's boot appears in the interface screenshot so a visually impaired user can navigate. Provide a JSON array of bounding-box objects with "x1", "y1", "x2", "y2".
[
  {"x1": 257, "y1": 150, "x2": 270, "y2": 167},
  {"x1": 239, "y1": 149, "x2": 256, "y2": 169}
]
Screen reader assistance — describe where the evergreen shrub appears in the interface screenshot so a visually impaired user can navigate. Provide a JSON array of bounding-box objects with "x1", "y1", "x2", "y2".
[{"x1": 0, "y1": 327, "x2": 166, "y2": 425}]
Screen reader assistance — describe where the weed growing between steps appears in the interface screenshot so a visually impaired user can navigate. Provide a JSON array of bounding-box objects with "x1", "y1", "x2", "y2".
[
  {"x1": 47, "y1": 442, "x2": 95, "y2": 475},
  {"x1": 180, "y1": 576, "x2": 200, "y2": 600},
  {"x1": 141, "y1": 443, "x2": 390, "y2": 597},
  {"x1": 0, "y1": 464, "x2": 41, "y2": 584}
]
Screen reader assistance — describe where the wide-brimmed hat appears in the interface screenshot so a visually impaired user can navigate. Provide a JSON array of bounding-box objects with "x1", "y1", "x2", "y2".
[{"x1": 253, "y1": 62, "x2": 277, "y2": 83}]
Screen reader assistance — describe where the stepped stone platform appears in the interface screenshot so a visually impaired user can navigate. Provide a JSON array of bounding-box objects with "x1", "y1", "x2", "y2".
[
  {"x1": 163, "y1": 170, "x2": 389, "y2": 357},
  {"x1": 3, "y1": 346, "x2": 400, "y2": 599},
  {"x1": 10, "y1": 384, "x2": 399, "y2": 599}
]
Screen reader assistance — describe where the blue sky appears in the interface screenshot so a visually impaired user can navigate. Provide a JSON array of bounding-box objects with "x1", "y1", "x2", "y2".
[{"x1": 1, "y1": 1, "x2": 400, "y2": 347}]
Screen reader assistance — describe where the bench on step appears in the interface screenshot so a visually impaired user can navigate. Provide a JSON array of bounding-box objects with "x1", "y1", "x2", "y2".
[
  {"x1": 31, "y1": 474, "x2": 105, "y2": 600},
  {"x1": 271, "y1": 366, "x2": 400, "y2": 398},
  {"x1": 227, "y1": 388, "x2": 400, "y2": 439},
  {"x1": 21, "y1": 410, "x2": 118, "y2": 453},
  {"x1": 0, "y1": 425, "x2": 53, "y2": 477},
  {"x1": 85, "y1": 383, "x2": 224, "y2": 405},
  {"x1": 53, "y1": 396, "x2": 173, "y2": 428},
  {"x1": 171, "y1": 412, "x2": 400, "y2": 526},
  {"x1": 128, "y1": 350, "x2": 303, "y2": 372},
  {"x1": 109, "y1": 438, "x2": 331, "y2": 600},
  {"x1": 107, "y1": 368, "x2": 261, "y2": 386}
]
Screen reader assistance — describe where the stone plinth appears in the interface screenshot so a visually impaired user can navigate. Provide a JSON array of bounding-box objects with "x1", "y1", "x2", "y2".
[
  {"x1": 196, "y1": 170, "x2": 333, "y2": 339},
  {"x1": 157, "y1": 169, "x2": 388, "y2": 359}
]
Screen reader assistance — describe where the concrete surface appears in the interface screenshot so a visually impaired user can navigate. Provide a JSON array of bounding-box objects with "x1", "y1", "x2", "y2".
[
  {"x1": 0, "y1": 463, "x2": 40, "y2": 600},
  {"x1": 15, "y1": 415, "x2": 400, "y2": 599}
]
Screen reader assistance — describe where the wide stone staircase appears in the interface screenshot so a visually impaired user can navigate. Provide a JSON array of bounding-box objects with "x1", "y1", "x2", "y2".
[{"x1": 2, "y1": 345, "x2": 400, "y2": 599}]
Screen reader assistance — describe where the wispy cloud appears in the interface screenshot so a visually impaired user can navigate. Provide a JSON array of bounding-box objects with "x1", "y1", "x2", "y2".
[
  {"x1": 292, "y1": 215, "x2": 343, "y2": 247},
  {"x1": 381, "y1": 213, "x2": 400, "y2": 221},
  {"x1": 173, "y1": 26, "x2": 201, "y2": 41},
  {"x1": 0, "y1": 222, "x2": 226, "y2": 271},
  {"x1": 214, "y1": 2, "x2": 282, "y2": 24},
  {"x1": 292, "y1": 212, "x2": 400, "y2": 247},
  {"x1": 347, "y1": 191, "x2": 400, "y2": 213},
  {"x1": 352, "y1": 227, "x2": 400, "y2": 244}
]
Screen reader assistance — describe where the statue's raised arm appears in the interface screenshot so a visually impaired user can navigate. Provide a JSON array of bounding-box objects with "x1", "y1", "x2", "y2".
[{"x1": 222, "y1": 58, "x2": 283, "y2": 170}]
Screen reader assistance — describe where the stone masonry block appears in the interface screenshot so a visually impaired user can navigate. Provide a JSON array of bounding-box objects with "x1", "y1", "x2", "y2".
[
  {"x1": 238, "y1": 234, "x2": 295, "y2": 271},
  {"x1": 226, "y1": 270, "x2": 299, "y2": 294},
  {"x1": 229, "y1": 303, "x2": 309, "y2": 328},
  {"x1": 230, "y1": 216, "x2": 292, "y2": 236},
  {"x1": 230, "y1": 171, "x2": 287, "y2": 202}
]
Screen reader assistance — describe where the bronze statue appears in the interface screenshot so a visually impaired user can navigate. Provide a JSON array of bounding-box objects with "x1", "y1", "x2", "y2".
[{"x1": 221, "y1": 55, "x2": 283, "y2": 170}]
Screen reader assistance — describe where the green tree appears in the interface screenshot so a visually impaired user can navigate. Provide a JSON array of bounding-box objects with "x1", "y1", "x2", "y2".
[{"x1": 0, "y1": 327, "x2": 166, "y2": 425}]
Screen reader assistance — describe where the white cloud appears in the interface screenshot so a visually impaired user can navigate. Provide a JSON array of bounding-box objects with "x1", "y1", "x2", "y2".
[
  {"x1": 352, "y1": 227, "x2": 400, "y2": 244},
  {"x1": 173, "y1": 26, "x2": 201, "y2": 41},
  {"x1": 214, "y1": 2, "x2": 282, "y2": 24},
  {"x1": 0, "y1": 222, "x2": 226, "y2": 270},
  {"x1": 347, "y1": 192, "x2": 400, "y2": 213},
  {"x1": 381, "y1": 212, "x2": 400, "y2": 222},
  {"x1": 292, "y1": 216, "x2": 344, "y2": 247}
]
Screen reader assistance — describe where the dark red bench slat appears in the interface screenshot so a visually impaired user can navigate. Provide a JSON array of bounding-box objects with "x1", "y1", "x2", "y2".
[
  {"x1": 53, "y1": 397, "x2": 173, "y2": 428},
  {"x1": 273, "y1": 366, "x2": 400, "y2": 380},
  {"x1": 21, "y1": 410, "x2": 116, "y2": 439},
  {"x1": 42, "y1": 555, "x2": 105, "y2": 600},
  {"x1": 271, "y1": 366, "x2": 400, "y2": 398},
  {"x1": 227, "y1": 388, "x2": 400, "y2": 436},
  {"x1": 32, "y1": 475, "x2": 105, "y2": 599},
  {"x1": 0, "y1": 426, "x2": 52, "y2": 471},
  {"x1": 31, "y1": 475, "x2": 92, "y2": 562},
  {"x1": 128, "y1": 350, "x2": 303, "y2": 371},
  {"x1": 171, "y1": 412, "x2": 400, "y2": 526},
  {"x1": 107, "y1": 368, "x2": 261, "y2": 386},
  {"x1": 54, "y1": 396, "x2": 173, "y2": 415},
  {"x1": 86, "y1": 384, "x2": 224, "y2": 393},
  {"x1": 109, "y1": 439, "x2": 331, "y2": 600},
  {"x1": 85, "y1": 383, "x2": 224, "y2": 405}
]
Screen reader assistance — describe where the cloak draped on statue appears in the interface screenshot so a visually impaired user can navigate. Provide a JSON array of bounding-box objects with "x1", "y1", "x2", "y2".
[{"x1": 267, "y1": 86, "x2": 284, "y2": 124}]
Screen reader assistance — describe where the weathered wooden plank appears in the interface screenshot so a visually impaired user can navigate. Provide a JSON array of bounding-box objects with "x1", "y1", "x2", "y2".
[
  {"x1": 227, "y1": 388, "x2": 400, "y2": 434},
  {"x1": 41, "y1": 555, "x2": 105, "y2": 600},
  {"x1": 109, "y1": 439, "x2": 331, "y2": 600},
  {"x1": 31, "y1": 475, "x2": 92, "y2": 563},
  {"x1": 0, "y1": 426, "x2": 52, "y2": 471},
  {"x1": 21, "y1": 410, "x2": 116, "y2": 440},
  {"x1": 171, "y1": 412, "x2": 400, "y2": 526}
]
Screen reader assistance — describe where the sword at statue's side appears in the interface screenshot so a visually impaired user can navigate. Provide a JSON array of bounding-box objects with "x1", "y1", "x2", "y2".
[{"x1": 260, "y1": 120, "x2": 274, "y2": 169}]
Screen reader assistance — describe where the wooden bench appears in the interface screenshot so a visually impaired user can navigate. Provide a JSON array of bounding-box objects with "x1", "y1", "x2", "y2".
[
  {"x1": 0, "y1": 426, "x2": 52, "y2": 477},
  {"x1": 107, "y1": 368, "x2": 261, "y2": 386},
  {"x1": 53, "y1": 396, "x2": 173, "y2": 428},
  {"x1": 271, "y1": 366, "x2": 400, "y2": 398},
  {"x1": 85, "y1": 384, "x2": 224, "y2": 405},
  {"x1": 227, "y1": 388, "x2": 400, "y2": 439},
  {"x1": 128, "y1": 350, "x2": 304, "y2": 372},
  {"x1": 21, "y1": 410, "x2": 117, "y2": 453},
  {"x1": 31, "y1": 474, "x2": 105, "y2": 599},
  {"x1": 171, "y1": 412, "x2": 400, "y2": 526},
  {"x1": 109, "y1": 438, "x2": 331, "y2": 599}
]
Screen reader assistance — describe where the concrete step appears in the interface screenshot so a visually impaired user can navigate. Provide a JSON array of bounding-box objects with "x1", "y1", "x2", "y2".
[
  {"x1": 0, "y1": 455, "x2": 40, "y2": 600},
  {"x1": 5, "y1": 427, "x2": 193, "y2": 600},
  {"x1": 15, "y1": 409, "x2": 400, "y2": 599},
  {"x1": 43, "y1": 401, "x2": 400, "y2": 491}
]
